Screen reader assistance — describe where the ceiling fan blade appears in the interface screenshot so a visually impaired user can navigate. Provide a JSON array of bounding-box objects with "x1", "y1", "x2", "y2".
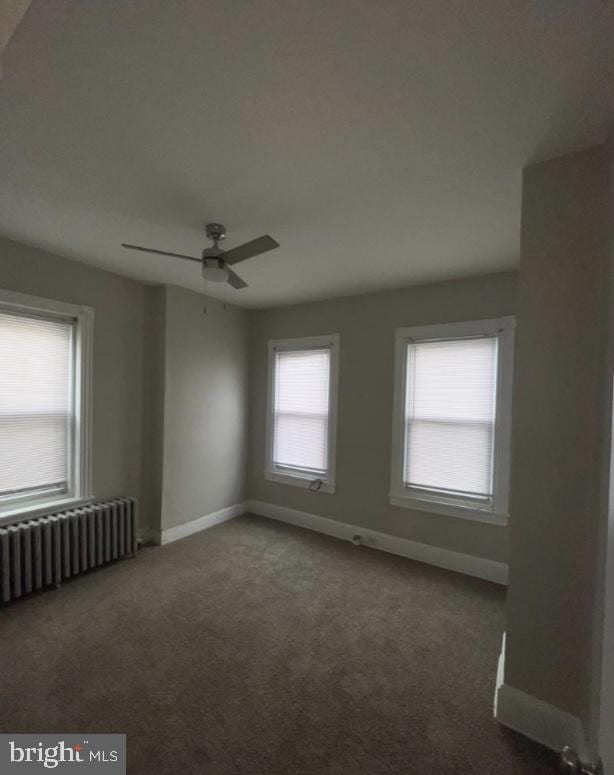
[
  {"x1": 223, "y1": 235, "x2": 279, "y2": 266},
  {"x1": 227, "y1": 269, "x2": 248, "y2": 289},
  {"x1": 121, "y1": 243, "x2": 201, "y2": 263}
]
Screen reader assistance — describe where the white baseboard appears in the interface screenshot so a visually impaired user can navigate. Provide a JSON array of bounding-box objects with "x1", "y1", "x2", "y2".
[
  {"x1": 246, "y1": 499, "x2": 508, "y2": 585},
  {"x1": 496, "y1": 683, "x2": 587, "y2": 759},
  {"x1": 494, "y1": 635, "x2": 588, "y2": 759},
  {"x1": 158, "y1": 502, "x2": 247, "y2": 546}
]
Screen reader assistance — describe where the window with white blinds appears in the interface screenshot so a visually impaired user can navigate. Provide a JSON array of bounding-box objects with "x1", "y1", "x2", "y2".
[
  {"x1": 391, "y1": 318, "x2": 514, "y2": 522},
  {"x1": 273, "y1": 348, "x2": 330, "y2": 474},
  {"x1": 0, "y1": 292, "x2": 93, "y2": 517},
  {"x1": 0, "y1": 310, "x2": 73, "y2": 503},
  {"x1": 404, "y1": 337, "x2": 497, "y2": 499},
  {"x1": 267, "y1": 335, "x2": 339, "y2": 492}
]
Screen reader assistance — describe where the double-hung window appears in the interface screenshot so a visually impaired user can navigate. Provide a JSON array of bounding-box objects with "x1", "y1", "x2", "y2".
[
  {"x1": 0, "y1": 290, "x2": 93, "y2": 521},
  {"x1": 266, "y1": 335, "x2": 339, "y2": 493},
  {"x1": 390, "y1": 317, "x2": 514, "y2": 523}
]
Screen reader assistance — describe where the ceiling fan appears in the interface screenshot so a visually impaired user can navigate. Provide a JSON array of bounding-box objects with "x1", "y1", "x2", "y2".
[{"x1": 121, "y1": 223, "x2": 279, "y2": 289}]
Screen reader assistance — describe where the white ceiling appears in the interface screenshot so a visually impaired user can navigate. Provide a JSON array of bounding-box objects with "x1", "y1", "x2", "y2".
[{"x1": 0, "y1": 1, "x2": 612, "y2": 308}]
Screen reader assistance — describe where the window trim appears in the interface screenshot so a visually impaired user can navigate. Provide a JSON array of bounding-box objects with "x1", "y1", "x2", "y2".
[
  {"x1": 389, "y1": 317, "x2": 515, "y2": 525},
  {"x1": 265, "y1": 334, "x2": 340, "y2": 494},
  {"x1": 0, "y1": 289, "x2": 94, "y2": 525}
]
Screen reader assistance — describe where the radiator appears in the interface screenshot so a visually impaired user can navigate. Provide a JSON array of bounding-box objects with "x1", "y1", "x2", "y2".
[{"x1": 0, "y1": 497, "x2": 138, "y2": 604}]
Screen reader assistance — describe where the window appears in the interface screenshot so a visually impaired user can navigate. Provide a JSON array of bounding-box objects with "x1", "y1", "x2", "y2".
[
  {"x1": 0, "y1": 290, "x2": 93, "y2": 521},
  {"x1": 390, "y1": 317, "x2": 514, "y2": 523},
  {"x1": 266, "y1": 335, "x2": 339, "y2": 493}
]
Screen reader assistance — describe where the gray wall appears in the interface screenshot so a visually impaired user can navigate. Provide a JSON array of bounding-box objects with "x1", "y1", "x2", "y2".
[
  {"x1": 505, "y1": 146, "x2": 609, "y2": 729},
  {"x1": 248, "y1": 271, "x2": 517, "y2": 563},
  {"x1": 158, "y1": 285, "x2": 249, "y2": 532},
  {"x1": 141, "y1": 285, "x2": 167, "y2": 533},
  {"x1": 0, "y1": 236, "x2": 150, "y2": 522},
  {"x1": 597, "y1": 133, "x2": 614, "y2": 770}
]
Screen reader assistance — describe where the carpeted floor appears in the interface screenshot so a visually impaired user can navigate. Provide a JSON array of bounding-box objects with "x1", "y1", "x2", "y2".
[{"x1": 0, "y1": 514, "x2": 557, "y2": 774}]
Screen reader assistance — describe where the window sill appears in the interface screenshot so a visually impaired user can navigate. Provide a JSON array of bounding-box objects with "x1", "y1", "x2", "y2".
[
  {"x1": 389, "y1": 493, "x2": 508, "y2": 526},
  {"x1": 265, "y1": 470, "x2": 335, "y2": 494},
  {"x1": 0, "y1": 496, "x2": 94, "y2": 527}
]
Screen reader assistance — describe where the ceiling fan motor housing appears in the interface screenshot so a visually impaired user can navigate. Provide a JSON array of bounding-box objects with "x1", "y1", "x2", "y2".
[{"x1": 202, "y1": 223, "x2": 228, "y2": 281}]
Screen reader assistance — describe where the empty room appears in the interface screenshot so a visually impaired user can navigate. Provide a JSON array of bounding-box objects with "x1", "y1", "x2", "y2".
[{"x1": 0, "y1": 2, "x2": 613, "y2": 773}]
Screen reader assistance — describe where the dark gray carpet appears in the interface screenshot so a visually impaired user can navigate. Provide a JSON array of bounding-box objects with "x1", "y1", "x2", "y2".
[{"x1": 0, "y1": 514, "x2": 556, "y2": 774}]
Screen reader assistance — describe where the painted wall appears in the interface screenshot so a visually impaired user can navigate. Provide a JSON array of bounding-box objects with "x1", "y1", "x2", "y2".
[
  {"x1": 505, "y1": 146, "x2": 609, "y2": 732},
  {"x1": 157, "y1": 284, "x2": 249, "y2": 533},
  {"x1": 248, "y1": 271, "x2": 517, "y2": 563},
  {"x1": 0, "y1": 236, "x2": 150, "y2": 523},
  {"x1": 140, "y1": 285, "x2": 167, "y2": 534},
  {"x1": 598, "y1": 133, "x2": 614, "y2": 773}
]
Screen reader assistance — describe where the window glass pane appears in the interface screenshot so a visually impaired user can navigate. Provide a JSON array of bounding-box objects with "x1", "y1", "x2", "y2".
[
  {"x1": 404, "y1": 337, "x2": 497, "y2": 498},
  {"x1": 0, "y1": 310, "x2": 73, "y2": 499},
  {"x1": 273, "y1": 348, "x2": 330, "y2": 474}
]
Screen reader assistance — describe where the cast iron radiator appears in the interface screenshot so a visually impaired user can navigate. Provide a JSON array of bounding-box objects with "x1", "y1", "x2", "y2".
[{"x1": 0, "y1": 497, "x2": 138, "y2": 603}]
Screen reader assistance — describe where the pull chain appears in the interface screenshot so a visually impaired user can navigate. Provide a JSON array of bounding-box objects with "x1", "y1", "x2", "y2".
[{"x1": 202, "y1": 275, "x2": 208, "y2": 315}]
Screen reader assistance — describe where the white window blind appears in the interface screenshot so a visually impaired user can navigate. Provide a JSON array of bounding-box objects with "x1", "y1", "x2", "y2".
[
  {"x1": 273, "y1": 348, "x2": 331, "y2": 476},
  {"x1": 404, "y1": 336, "x2": 498, "y2": 500},
  {"x1": 0, "y1": 310, "x2": 74, "y2": 503}
]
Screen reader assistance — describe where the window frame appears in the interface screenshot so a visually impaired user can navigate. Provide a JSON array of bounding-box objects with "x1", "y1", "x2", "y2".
[
  {"x1": 0, "y1": 289, "x2": 94, "y2": 524},
  {"x1": 265, "y1": 334, "x2": 340, "y2": 494},
  {"x1": 389, "y1": 317, "x2": 515, "y2": 525}
]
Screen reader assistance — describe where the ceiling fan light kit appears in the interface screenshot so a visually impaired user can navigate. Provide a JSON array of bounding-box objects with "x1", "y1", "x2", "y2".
[
  {"x1": 201, "y1": 260, "x2": 228, "y2": 284},
  {"x1": 121, "y1": 222, "x2": 280, "y2": 293}
]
